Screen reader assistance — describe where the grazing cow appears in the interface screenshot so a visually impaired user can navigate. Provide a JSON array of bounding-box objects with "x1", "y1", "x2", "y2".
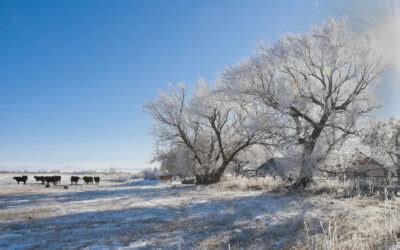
[
  {"x1": 34, "y1": 176, "x2": 46, "y2": 185},
  {"x1": 159, "y1": 175, "x2": 173, "y2": 182},
  {"x1": 94, "y1": 177, "x2": 100, "y2": 185},
  {"x1": 39, "y1": 176, "x2": 45, "y2": 185},
  {"x1": 44, "y1": 176, "x2": 57, "y2": 186},
  {"x1": 13, "y1": 175, "x2": 28, "y2": 185},
  {"x1": 54, "y1": 176, "x2": 61, "y2": 184},
  {"x1": 83, "y1": 176, "x2": 94, "y2": 185},
  {"x1": 70, "y1": 176, "x2": 80, "y2": 185}
]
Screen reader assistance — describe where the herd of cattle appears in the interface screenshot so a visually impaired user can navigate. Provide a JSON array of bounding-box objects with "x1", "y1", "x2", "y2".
[{"x1": 12, "y1": 175, "x2": 100, "y2": 186}]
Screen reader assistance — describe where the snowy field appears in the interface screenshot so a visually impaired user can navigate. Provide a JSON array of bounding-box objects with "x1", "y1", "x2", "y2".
[{"x1": 0, "y1": 173, "x2": 399, "y2": 249}]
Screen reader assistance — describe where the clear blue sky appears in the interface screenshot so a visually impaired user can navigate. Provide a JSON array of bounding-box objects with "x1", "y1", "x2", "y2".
[{"x1": 1, "y1": 0, "x2": 399, "y2": 172}]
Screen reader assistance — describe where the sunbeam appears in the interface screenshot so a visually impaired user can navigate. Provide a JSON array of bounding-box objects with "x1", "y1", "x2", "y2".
[{"x1": 338, "y1": 0, "x2": 400, "y2": 78}]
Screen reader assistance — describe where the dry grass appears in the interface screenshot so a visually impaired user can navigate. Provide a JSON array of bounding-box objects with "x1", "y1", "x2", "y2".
[
  {"x1": 298, "y1": 200, "x2": 400, "y2": 249},
  {"x1": 309, "y1": 178, "x2": 399, "y2": 200},
  {"x1": 211, "y1": 175, "x2": 285, "y2": 192},
  {"x1": 295, "y1": 180, "x2": 400, "y2": 249},
  {"x1": 203, "y1": 177, "x2": 400, "y2": 249}
]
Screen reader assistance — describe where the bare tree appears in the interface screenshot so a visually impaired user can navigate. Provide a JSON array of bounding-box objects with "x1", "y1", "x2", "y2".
[
  {"x1": 219, "y1": 19, "x2": 386, "y2": 187},
  {"x1": 362, "y1": 118, "x2": 400, "y2": 177},
  {"x1": 145, "y1": 81, "x2": 275, "y2": 184}
]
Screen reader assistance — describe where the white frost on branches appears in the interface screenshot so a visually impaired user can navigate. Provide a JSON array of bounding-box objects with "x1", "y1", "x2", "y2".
[
  {"x1": 145, "y1": 81, "x2": 276, "y2": 184},
  {"x1": 219, "y1": 19, "x2": 387, "y2": 185}
]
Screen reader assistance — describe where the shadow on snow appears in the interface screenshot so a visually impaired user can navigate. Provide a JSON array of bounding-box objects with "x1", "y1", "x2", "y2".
[{"x1": 0, "y1": 185, "x2": 312, "y2": 249}]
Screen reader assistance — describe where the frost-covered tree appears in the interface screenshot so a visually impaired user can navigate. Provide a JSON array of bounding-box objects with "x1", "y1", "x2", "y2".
[
  {"x1": 152, "y1": 144, "x2": 194, "y2": 178},
  {"x1": 145, "y1": 81, "x2": 275, "y2": 184},
  {"x1": 362, "y1": 118, "x2": 400, "y2": 176},
  {"x1": 219, "y1": 19, "x2": 386, "y2": 187}
]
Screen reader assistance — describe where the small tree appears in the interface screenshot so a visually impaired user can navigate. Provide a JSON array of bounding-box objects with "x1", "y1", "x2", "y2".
[
  {"x1": 220, "y1": 19, "x2": 386, "y2": 187},
  {"x1": 152, "y1": 144, "x2": 194, "y2": 178},
  {"x1": 146, "y1": 81, "x2": 275, "y2": 184}
]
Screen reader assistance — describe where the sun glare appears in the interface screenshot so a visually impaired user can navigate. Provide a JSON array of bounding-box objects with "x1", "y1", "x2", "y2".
[
  {"x1": 338, "y1": 0, "x2": 400, "y2": 76},
  {"x1": 373, "y1": 10, "x2": 400, "y2": 71}
]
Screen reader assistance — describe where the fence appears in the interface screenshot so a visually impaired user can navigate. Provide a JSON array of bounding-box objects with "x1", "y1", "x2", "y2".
[{"x1": 315, "y1": 176, "x2": 400, "y2": 186}]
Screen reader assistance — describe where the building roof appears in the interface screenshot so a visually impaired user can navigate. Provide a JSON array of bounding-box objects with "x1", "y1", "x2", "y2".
[
  {"x1": 347, "y1": 151, "x2": 386, "y2": 173},
  {"x1": 350, "y1": 151, "x2": 383, "y2": 167}
]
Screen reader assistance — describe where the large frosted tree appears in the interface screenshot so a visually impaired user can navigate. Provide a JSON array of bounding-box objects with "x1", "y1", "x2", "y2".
[
  {"x1": 145, "y1": 81, "x2": 275, "y2": 184},
  {"x1": 219, "y1": 19, "x2": 386, "y2": 187}
]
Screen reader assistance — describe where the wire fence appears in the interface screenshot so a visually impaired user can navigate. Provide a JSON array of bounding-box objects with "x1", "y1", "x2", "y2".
[{"x1": 315, "y1": 176, "x2": 400, "y2": 186}]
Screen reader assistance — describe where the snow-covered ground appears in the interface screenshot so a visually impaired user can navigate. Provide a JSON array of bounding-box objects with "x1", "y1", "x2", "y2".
[{"x1": 0, "y1": 173, "x2": 398, "y2": 249}]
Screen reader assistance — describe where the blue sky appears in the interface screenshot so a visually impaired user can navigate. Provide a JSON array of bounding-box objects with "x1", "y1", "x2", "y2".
[{"x1": 1, "y1": 0, "x2": 399, "y2": 172}]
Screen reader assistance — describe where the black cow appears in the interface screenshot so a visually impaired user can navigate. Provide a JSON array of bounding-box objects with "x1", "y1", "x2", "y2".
[
  {"x1": 83, "y1": 176, "x2": 94, "y2": 185},
  {"x1": 70, "y1": 176, "x2": 80, "y2": 185},
  {"x1": 54, "y1": 176, "x2": 61, "y2": 184},
  {"x1": 34, "y1": 176, "x2": 46, "y2": 185},
  {"x1": 94, "y1": 177, "x2": 100, "y2": 185},
  {"x1": 44, "y1": 176, "x2": 57, "y2": 186},
  {"x1": 13, "y1": 175, "x2": 28, "y2": 185}
]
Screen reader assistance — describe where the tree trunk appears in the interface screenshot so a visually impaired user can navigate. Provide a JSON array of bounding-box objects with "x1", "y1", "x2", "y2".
[
  {"x1": 195, "y1": 162, "x2": 229, "y2": 185},
  {"x1": 397, "y1": 167, "x2": 400, "y2": 180},
  {"x1": 289, "y1": 110, "x2": 330, "y2": 189},
  {"x1": 195, "y1": 172, "x2": 223, "y2": 185},
  {"x1": 290, "y1": 142, "x2": 315, "y2": 189},
  {"x1": 294, "y1": 159, "x2": 313, "y2": 188}
]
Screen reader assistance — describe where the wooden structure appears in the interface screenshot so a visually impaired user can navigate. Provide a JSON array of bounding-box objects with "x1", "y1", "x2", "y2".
[{"x1": 346, "y1": 152, "x2": 388, "y2": 179}]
